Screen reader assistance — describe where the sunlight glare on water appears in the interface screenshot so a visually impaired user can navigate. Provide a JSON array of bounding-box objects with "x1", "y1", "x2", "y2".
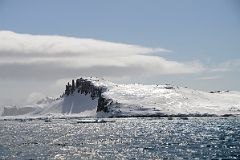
[{"x1": 0, "y1": 117, "x2": 240, "y2": 159}]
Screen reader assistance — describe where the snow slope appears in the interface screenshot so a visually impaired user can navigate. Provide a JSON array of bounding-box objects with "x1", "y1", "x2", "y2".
[
  {"x1": 86, "y1": 78, "x2": 240, "y2": 117},
  {"x1": 0, "y1": 93, "x2": 98, "y2": 118},
  {"x1": 101, "y1": 84, "x2": 240, "y2": 116},
  {"x1": 1, "y1": 77, "x2": 240, "y2": 117}
]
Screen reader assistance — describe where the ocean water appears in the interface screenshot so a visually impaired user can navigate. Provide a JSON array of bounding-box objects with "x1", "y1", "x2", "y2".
[{"x1": 0, "y1": 117, "x2": 240, "y2": 159}]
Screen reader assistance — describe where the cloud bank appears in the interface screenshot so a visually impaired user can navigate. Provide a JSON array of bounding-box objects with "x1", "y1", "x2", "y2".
[{"x1": 0, "y1": 30, "x2": 205, "y2": 80}]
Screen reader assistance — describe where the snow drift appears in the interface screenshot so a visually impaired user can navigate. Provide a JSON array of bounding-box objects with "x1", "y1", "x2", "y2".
[{"x1": 1, "y1": 77, "x2": 240, "y2": 118}]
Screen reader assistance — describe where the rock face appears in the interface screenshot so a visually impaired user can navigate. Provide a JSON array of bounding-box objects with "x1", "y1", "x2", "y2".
[
  {"x1": 64, "y1": 78, "x2": 111, "y2": 113},
  {"x1": 65, "y1": 78, "x2": 101, "y2": 98},
  {"x1": 63, "y1": 77, "x2": 240, "y2": 117},
  {"x1": 96, "y1": 96, "x2": 111, "y2": 112},
  {"x1": 1, "y1": 77, "x2": 240, "y2": 117}
]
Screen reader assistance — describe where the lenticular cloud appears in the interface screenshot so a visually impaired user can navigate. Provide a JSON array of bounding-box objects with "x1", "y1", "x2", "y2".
[{"x1": 0, "y1": 30, "x2": 204, "y2": 79}]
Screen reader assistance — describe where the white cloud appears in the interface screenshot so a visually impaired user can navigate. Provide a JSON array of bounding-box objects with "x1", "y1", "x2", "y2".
[
  {"x1": 196, "y1": 76, "x2": 221, "y2": 80},
  {"x1": 0, "y1": 30, "x2": 205, "y2": 80},
  {"x1": 209, "y1": 68, "x2": 230, "y2": 72},
  {"x1": 208, "y1": 59, "x2": 240, "y2": 73},
  {"x1": 26, "y1": 92, "x2": 45, "y2": 104},
  {"x1": 220, "y1": 59, "x2": 240, "y2": 70},
  {"x1": 0, "y1": 30, "x2": 169, "y2": 56}
]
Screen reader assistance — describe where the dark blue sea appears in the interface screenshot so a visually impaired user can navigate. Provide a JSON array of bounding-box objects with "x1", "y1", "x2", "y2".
[{"x1": 0, "y1": 117, "x2": 240, "y2": 159}]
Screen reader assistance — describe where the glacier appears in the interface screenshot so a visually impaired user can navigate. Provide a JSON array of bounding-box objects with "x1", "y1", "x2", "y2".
[{"x1": 1, "y1": 77, "x2": 240, "y2": 118}]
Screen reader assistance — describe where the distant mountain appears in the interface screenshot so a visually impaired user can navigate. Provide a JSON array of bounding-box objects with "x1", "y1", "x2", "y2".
[{"x1": 1, "y1": 77, "x2": 240, "y2": 118}]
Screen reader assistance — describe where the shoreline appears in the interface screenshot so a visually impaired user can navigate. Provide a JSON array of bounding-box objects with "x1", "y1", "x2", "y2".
[{"x1": 0, "y1": 113, "x2": 239, "y2": 121}]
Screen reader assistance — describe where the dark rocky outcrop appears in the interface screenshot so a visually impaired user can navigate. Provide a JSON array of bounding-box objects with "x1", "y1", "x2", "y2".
[
  {"x1": 64, "y1": 78, "x2": 111, "y2": 113},
  {"x1": 97, "y1": 96, "x2": 112, "y2": 112}
]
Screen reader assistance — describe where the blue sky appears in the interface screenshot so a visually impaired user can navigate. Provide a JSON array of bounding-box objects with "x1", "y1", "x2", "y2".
[
  {"x1": 1, "y1": 0, "x2": 239, "y2": 61},
  {"x1": 0, "y1": 0, "x2": 239, "y2": 106}
]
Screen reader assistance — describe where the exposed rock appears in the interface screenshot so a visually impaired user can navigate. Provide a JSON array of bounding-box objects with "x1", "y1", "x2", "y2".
[
  {"x1": 97, "y1": 96, "x2": 111, "y2": 112},
  {"x1": 64, "y1": 78, "x2": 113, "y2": 113}
]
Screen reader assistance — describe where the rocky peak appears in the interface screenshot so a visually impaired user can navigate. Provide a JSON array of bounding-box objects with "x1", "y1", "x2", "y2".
[{"x1": 64, "y1": 77, "x2": 112, "y2": 112}]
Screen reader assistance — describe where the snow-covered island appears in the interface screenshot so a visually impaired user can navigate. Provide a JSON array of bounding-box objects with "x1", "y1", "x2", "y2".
[{"x1": 1, "y1": 77, "x2": 240, "y2": 118}]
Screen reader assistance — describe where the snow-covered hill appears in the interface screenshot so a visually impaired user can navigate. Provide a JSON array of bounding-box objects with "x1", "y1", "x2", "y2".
[{"x1": 1, "y1": 77, "x2": 240, "y2": 118}]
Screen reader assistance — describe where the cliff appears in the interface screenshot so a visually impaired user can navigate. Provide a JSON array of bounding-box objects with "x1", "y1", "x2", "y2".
[
  {"x1": 62, "y1": 77, "x2": 240, "y2": 117},
  {"x1": 63, "y1": 77, "x2": 112, "y2": 113},
  {"x1": 1, "y1": 77, "x2": 240, "y2": 117}
]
